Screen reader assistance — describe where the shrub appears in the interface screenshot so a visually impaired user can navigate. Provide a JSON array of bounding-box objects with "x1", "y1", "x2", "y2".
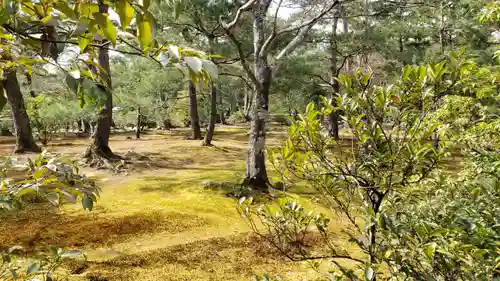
[
  {"x1": 238, "y1": 57, "x2": 500, "y2": 280},
  {"x1": 0, "y1": 152, "x2": 99, "y2": 280},
  {"x1": 227, "y1": 111, "x2": 246, "y2": 125}
]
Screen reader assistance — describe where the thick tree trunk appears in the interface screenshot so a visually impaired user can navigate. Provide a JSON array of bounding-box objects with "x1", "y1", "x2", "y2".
[
  {"x1": 243, "y1": 8, "x2": 271, "y2": 190},
  {"x1": 136, "y1": 107, "x2": 141, "y2": 139},
  {"x1": 2, "y1": 71, "x2": 41, "y2": 153},
  {"x1": 187, "y1": 80, "x2": 202, "y2": 140},
  {"x1": 244, "y1": 78, "x2": 270, "y2": 190},
  {"x1": 83, "y1": 1, "x2": 117, "y2": 163},
  {"x1": 202, "y1": 82, "x2": 217, "y2": 146}
]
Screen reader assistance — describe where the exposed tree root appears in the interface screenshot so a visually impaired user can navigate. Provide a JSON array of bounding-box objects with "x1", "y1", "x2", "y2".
[
  {"x1": 14, "y1": 142, "x2": 42, "y2": 154},
  {"x1": 242, "y1": 176, "x2": 272, "y2": 193},
  {"x1": 83, "y1": 144, "x2": 122, "y2": 170},
  {"x1": 201, "y1": 141, "x2": 214, "y2": 147}
]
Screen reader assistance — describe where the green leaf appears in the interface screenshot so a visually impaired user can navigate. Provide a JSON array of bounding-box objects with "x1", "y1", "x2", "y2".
[
  {"x1": 16, "y1": 187, "x2": 36, "y2": 197},
  {"x1": 54, "y1": 1, "x2": 75, "y2": 18},
  {"x1": 78, "y1": 34, "x2": 91, "y2": 52},
  {"x1": 402, "y1": 65, "x2": 411, "y2": 80},
  {"x1": 93, "y1": 13, "x2": 116, "y2": 47},
  {"x1": 424, "y1": 242, "x2": 437, "y2": 260},
  {"x1": 184, "y1": 56, "x2": 202, "y2": 74},
  {"x1": 139, "y1": 0, "x2": 151, "y2": 9},
  {"x1": 430, "y1": 228, "x2": 448, "y2": 237},
  {"x1": 49, "y1": 245, "x2": 60, "y2": 258},
  {"x1": 306, "y1": 103, "x2": 314, "y2": 114},
  {"x1": 116, "y1": 0, "x2": 134, "y2": 30},
  {"x1": 82, "y1": 196, "x2": 93, "y2": 211},
  {"x1": 174, "y1": 0, "x2": 184, "y2": 19},
  {"x1": 136, "y1": 12, "x2": 154, "y2": 51},
  {"x1": 60, "y1": 250, "x2": 82, "y2": 258},
  {"x1": 26, "y1": 262, "x2": 40, "y2": 275}
]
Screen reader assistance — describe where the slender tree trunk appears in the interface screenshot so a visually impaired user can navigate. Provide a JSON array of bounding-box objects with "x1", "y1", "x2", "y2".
[
  {"x1": 136, "y1": 107, "x2": 141, "y2": 139},
  {"x1": 342, "y1": 6, "x2": 351, "y2": 73},
  {"x1": 328, "y1": 14, "x2": 340, "y2": 140},
  {"x1": 433, "y1": 0, "x2": 445, "y2": 149},
  {"x1": 202, "y1": 82, "x2": 217, "y2": 146},
  {"x1": 77, "y1": 120, "x2": 83, "y2": 131},
  {"x1": 83, "y1": 120, "x2": 91, "y2": 134},
  {"x1": 2, "y1": 72, "x2": 41, "y2": 153},
  {"x1": 187, "y1": 80, "x2": 202, "y2": 139},
  {"x1": 243, "y1": 8, "x2": 271, "y2": 190},
  {"x1": 83, "y1": 1, "x2": 117, "y2": 162}
]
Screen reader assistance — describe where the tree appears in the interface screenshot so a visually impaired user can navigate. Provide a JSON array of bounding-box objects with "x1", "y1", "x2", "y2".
[
  {"x1": 238, "y1": 54, "x2": 500, "y2": 279},
  {"x1": 222, "y1": 0, "x2": 341, "y2": 190},
  {"x1": 0, "y1": 36, "x2": 41, "y2": 153},
  {"x1": 187, "y1": 79, "x2": 202, "y2": 139},
  {"x1": 2, "y1": 0, "x2": 213, "y2": 162}
]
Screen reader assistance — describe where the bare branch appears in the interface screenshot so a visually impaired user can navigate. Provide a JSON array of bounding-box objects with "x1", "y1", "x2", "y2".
[
  {"x1": 220, "y1": 72, "x2": 253, "y2": 89},
  {"x1": 221, "y1": 0, "x2": 256, "y2": 30},
  {"x1": 264, "y1": 0, "x2": 341, "y2": 60},
  {"x1": 222, "y1": 27, "x2": 259, "y2": 88}
]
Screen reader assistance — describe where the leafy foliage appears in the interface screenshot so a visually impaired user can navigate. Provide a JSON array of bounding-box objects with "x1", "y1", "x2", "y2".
[
  {"x1": 1, "y1": 245, "x2": 85, "y2": 281},
  {"x1": 238, "y1": 55, "x2": 500, "y2": 279},
  {"x1": 0, "y1": 152, "x2": 99, "y2": 210}
]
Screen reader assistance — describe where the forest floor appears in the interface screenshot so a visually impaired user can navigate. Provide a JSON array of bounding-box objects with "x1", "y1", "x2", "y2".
[{"x1": 0, "y1": 124, "x2": 358, "y2": 281}]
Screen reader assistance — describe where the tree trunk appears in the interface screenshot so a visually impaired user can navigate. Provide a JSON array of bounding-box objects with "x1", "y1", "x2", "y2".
[
  {"x1": 202, "y1": 82, "x2": 217, "y2": 146},
  {"x1": 83, "y1": 120, "x2": 91, "y2": 134},
  {"x1": 2, "y1": 71, "x2": 41, "y2": 153},
  {"x1": 243, "y1": 8, "x2": 271, "y2": 190},
  {"x1": 243, "y1": 84, "x2": 253, "y2": 122},
  {"x1": 77, "y1": 120, "x2": 83, "y2": 131},
  {"x1": 342, "y1": 6, "x2": 351, "y2": 74},
  {"x1": 83, "y1": 1, "x2": 117, "y2": 163},
  {"x1": 136, "y1": 107, "x2": 141, "y2": 139},
  {"x1": 187, "y1": 80, "x2": 202, "y2": 139},
  {"x1": 328, "y1": 14, "x2": 340, "y2": 140}
]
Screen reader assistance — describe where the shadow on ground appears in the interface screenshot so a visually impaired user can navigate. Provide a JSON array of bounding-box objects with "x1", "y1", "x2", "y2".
[{"x1": 0, "y1": 206, "x2": 207, "y2": 252}]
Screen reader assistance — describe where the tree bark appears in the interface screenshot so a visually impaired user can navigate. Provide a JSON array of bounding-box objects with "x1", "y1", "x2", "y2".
[
  {"x1": 2, "y1": 71, "x2": 41, "y2": 153},
  {"x1": 83, "y1": 1, "x2": 117, "y2": 162},
  {"x1": 202, "y1": 82, "x2": 217, "y2": 146},
  {"x1": 243, "y1": 7, "x2": 271, "y2": 191},
  {"x1": 136, "y1": 107, "x2": 141, "y2": 139},
  {"x1": 187, "y1": 80, "x2": 202, "y2": 139},
  {"x1": 243, "y1": 83, "x2": 253, "y2": 122},
  {"x1": 328, "y1": 13, "x2": 340, "y2": 140}
]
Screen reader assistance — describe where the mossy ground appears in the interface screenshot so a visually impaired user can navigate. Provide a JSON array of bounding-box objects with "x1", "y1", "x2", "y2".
[{"x1": 0, "y1": 125, "x2": 359, "y2": 281}]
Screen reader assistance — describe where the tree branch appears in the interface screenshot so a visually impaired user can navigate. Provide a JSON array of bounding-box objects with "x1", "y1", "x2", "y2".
[
  {"x1": 222, "y1": 27, "x2": 259, "y2": 88},
  {"x1": 268, "y1": 0, "x2": 341, "y2": 60},
  {"x1": 221, "y1": 0, "x2": 256, "y2": 30},
  {"x1": 220, "y1": 72, "x2": 253, "y2": 89}
]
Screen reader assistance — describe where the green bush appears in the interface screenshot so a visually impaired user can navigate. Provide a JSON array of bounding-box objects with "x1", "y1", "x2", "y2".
[
  {"x1": 227, "y1": 111, "x2": 246, "y2": 125},
  {"x1": 0, "y1": 152, "x2": 99, "y2": 280}
]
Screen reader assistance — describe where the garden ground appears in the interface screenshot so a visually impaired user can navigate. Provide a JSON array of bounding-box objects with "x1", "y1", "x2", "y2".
[{"x1": 0, "y1": 125, "x2": 355, "y2": 281}]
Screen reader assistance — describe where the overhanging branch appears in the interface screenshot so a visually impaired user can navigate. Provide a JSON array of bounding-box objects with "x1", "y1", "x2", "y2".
[
  {"x1": 221, "y1": 0, "x2": 256, "y2": 30},
  {"x1": 222, "y1": 27, "x2": 259, "y2": 88},
  {"x1": 260, "y1": 0, "x2": 341, "y2": 58}
]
